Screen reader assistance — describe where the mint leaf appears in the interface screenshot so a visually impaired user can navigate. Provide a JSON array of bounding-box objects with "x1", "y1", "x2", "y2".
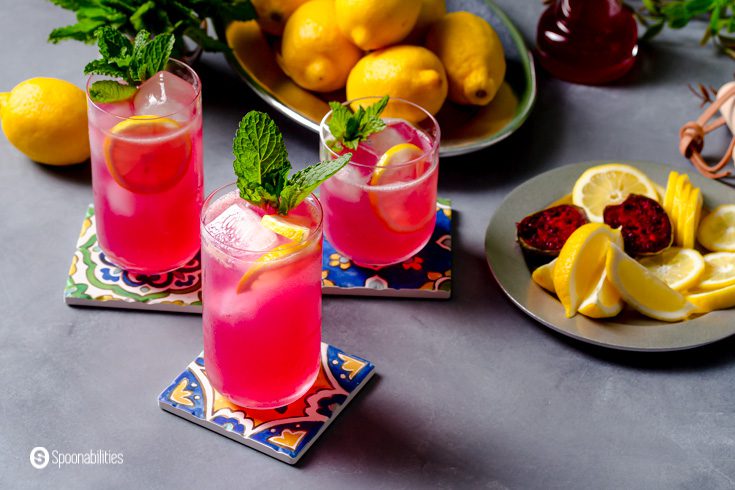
[
  {"x1": 232, "y1": 111, "x2": 352, "y2": 214},
  {"x1": 278, "y1": 153, "x2": 352, "y2": 214},
  {"x1": 327, "y1": 96, "x2": 389, "y2": 150},
  {"x1": 233, "y1": 111, "x2": 291, "y2": 208},
  {"x1": 88, "y1": 80, "x2": 137, "y2": 103},
  {"x1": 97, "y1": 27, "x2": 132, "y2": 62},
  {"x1": 130, "y1": 31, "x2": 174, "y2": 81}
]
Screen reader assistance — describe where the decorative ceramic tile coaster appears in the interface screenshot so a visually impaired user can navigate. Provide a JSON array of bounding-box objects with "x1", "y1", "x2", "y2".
[
  {"x1": 64, "y1": 205, "x2": 203, "y2": 313},
  {"x1": 159, "y1": 343, "x2": 375, "y2": 464},
  {"x1": 321, "y1": 200, "x2": 453, "y2": 299}
]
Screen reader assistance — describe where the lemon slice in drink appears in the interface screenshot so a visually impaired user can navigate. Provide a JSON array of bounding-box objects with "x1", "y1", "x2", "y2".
[
  {"x1": 235, "y1": 215, "x2": 313, "y2": 293},
  {"x1": 552, "y1": 223, "x2": 621, "y2": 318},
  {"x1": 104, "y1": 115, "x2": 191, "y2": 194},
  {"x1": 369, "y1": 143, "x2": 434, "y2": 233},
  {"x1": 638, "y1": 247, "x2": 705, "y2": 291},
  {"x1": 697, "y1": 204, "x2": 735, "y2": 252},
  {"x1": 695, "y1": 252, "x2": 735, "y2": 291},
  {"x1": 261, "y1": 214, "x2": 311, "y2": 242},
  {"x1": 572, "y1": 163, "x2": 659, "y2": 222},
  {"x1": 606, "y1": 243, "x2": 694, "y2": 321}
]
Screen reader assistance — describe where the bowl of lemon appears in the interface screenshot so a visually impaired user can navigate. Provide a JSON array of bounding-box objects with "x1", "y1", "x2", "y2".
[{"x1": 220, "y1": 0, "x2": 535, "y2": 156}]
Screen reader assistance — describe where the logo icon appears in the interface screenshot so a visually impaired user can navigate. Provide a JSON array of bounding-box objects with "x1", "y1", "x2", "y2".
[{"x1": 30, "y1": 447, "x2": 49, "y2": 469}]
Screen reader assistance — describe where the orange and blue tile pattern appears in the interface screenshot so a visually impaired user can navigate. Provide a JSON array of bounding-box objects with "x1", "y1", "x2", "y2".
[
  {"x1": 322, "y1": 201, "x2": 452, "y2": 298},
  {"x1": 159, "y1": 344, "x2": 375, "y2": 464}
]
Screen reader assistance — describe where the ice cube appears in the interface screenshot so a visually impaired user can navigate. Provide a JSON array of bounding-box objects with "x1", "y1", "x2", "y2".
[
  {"x1": 363, "y1": 121, "x2": 407, "y2": 156},
  {"x1": 107, "y1": 182, "x2": 136, "y2": 217},
  {"x1": 133, "y1": 71, "x2": 196, "y2": 120},
  {"x1": 205, "y1": 204, "x2": 278, "y2": 252},
  {"x1": 330, "y1": 165, "x2": 370, "y2": 202}
]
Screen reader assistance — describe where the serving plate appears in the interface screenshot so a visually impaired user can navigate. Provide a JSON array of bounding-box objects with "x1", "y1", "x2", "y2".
[
  {"x1": 222, "y1": 0, "x2": 536, "y2": 157},
  {"x1": 485, "y1": 161, "x2": 735, "y2": 352}
]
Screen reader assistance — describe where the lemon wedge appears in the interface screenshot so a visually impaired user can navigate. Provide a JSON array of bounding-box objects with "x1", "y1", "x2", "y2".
[
  {"x1": 261, "y1": 214, "x2": 311, "y2": 241},
  {"x1": 577, "y1": 271, "x2": 624, "y2": 319},
  {"x1": 638, "y1": 247, "x2": 705, "y2": 292},
  {"x1": 571, "y1": 163, "x2": 659, "y2": 222},
  {"x1": 553, "y1": 223, "x2": 621, "y2": 318},
  {"x1": 674, "y1": 176, "x2": 691, "y2": 246},
  {"x1": 687, "y1": 282, "x2": 735, "y2": 314},
  {"x1": 606, "y1": 243, "x2": 694, "y2": 321},
  {"x1": 697, "y1": 204, "x2": 735, "y2": 252},
  {"x1": 695, "y1": 252, "x2": 735, "y2": 291},
  {"x1": 531, "y1": 258, "x2": 556, "y2": 293}
]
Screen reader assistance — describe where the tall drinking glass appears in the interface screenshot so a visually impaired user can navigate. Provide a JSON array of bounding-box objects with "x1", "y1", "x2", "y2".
[
  {"x1": 319, "y1": 97, "x2": 440, "y2": 266},
  {"x1": 86, "y1": 59, "x2": 203, "y2": 274},
  {"x1": 200, "y1": 184, "x2": 323, "y2": 408}
]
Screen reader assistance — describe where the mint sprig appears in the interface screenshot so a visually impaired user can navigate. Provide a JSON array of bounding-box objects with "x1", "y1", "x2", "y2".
[
  {"x1": 233, "y1": 111, "x2": 352, "y2": 215},
  {"x1": 327, "y1": 95, "x2": 389, "y2": 151},
  {"x1": 84, "y1": 27, "x2": 175, "y2": 103}
]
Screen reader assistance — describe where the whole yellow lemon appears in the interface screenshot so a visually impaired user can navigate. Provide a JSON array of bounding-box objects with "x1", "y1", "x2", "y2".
[
  {"x1": 346, "y1": 45, "x2": 447, "y2": 121},
  {"x1": 0, "y1": 77, "x2": 89, "y2": 165},
  {"x1": 426, "y1": 11, "x2": 506, "y2": 106},
  {"x1": 279, "y1": 0, "x2": 362, "y2": 92},
  {"x1": 252, "y1": 0, "x2": 310, "y2": 35},
  {"x1": 405, "y1": 0, "x2": 446, "y2": 44},
  {"x1": 335, "y1": 0, "x2": 422, "y2": 51}
]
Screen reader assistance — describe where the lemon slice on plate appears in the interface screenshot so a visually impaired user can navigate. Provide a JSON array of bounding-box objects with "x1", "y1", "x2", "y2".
[
  {"x1": 369, "y1": 143, "x2": 434, "y2": 233},
  {"x1": 572, "y1": 163, "x2": 659, "y2": 222},
  {"x1": 638, "y1": 247, "x2": 705, "y2": 291},
  {"x1": 104, "y1": 115, "x2": 191, "y2": 194},
  {"x1": 577, "y1": 271, "x2": 624, "y2": 319},
  {"x1": 687, "y1": 282, "x2": 735, "y2": 314},
  {"x1": 531, "y1": 258, "x2": 556, "y2": 293},
  {"x1": 695, "y1": 252, "x2": 735, "y2": 291},
  {"x1": 552, "y1": 223, "x2": 621, "y2": 317},
  {"x1": 606, "y1": 243, "x2": 694, "y2": 321},
  {"x1": 697, "y1": 204, "x2": 735, "y2": 252}
]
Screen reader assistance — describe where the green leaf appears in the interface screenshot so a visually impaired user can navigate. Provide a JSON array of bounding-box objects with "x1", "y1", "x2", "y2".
[
  {"x1": 83, "y1": 58, "x2": 127, "y2": 78},
  {"x1": 326, "y1": 96, "x2": 389, "y2": 151},
  {"x1": 96, "y1": 26, "x2": 132, "y2": 61},
  {"x1": 184, "y1": 25, "x2": 230, "y2": 52},
  {"x1": 278, "y1": 154, "x2": 352, "y2": 214},
  {"x1": 641, "y1": 19, "x2": 666, "y2": 41},
  {"x1": 233, "y1": 111, "x2": 291, "y2": 207},
  {"x1": 48, "y1": 19, "x2": 105, "y2": 43},
  {"x1": 88, "y1": 80, "x2": 138, "y2": 103},
  {"x1": 130, "y1": 1, "x2": 156, "y2": 31}
]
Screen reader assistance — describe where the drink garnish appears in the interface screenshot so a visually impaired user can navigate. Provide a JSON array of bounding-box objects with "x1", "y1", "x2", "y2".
[
  {"x1": 233, "y1": 111, "x2": 351, "y2": 215},
  {"x1": 327, "y1": 95, "x2": 389, "y2": 151},
  {"x1": 85, "y1": 28, "x2": 175, "y2": 103}
]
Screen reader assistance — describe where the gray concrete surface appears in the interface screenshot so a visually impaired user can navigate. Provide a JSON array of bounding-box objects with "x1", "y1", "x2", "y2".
[{"x1": 2, "y1": 1, "x2": 735, "y2": 488}]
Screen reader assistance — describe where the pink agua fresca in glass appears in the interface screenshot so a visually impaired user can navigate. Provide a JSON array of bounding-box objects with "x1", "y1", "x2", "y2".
[
  {"x1": 86, "y1": 59, "x2": 203, "y2": 274},
  {"x1": 319, "y1": 96, "x2": 440, "y2": 266},
  {"x1": 201, "y1": 184, "x2": 323, "y2": 408}
]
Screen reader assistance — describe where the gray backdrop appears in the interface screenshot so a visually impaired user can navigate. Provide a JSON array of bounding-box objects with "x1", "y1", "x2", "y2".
[{"x1": 1, "y1": 1, "x2": 734, "y2": 488}]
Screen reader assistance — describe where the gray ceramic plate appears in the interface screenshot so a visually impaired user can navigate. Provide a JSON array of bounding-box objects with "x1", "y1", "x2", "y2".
[
  {"x1": 485, "y1": 161, "x2": 735, "y2": 352},
  {"x1": 222, "y1": 0, "x2": 536, "y2": 157}
]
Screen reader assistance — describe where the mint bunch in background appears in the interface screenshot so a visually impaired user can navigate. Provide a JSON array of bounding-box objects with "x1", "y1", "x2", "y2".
[
  {"x1": 234, "y1": 111, "x2": 352, "y2": 215},
  {"x1": 85, "y1": 28, "x2": 174, "y2": 103},
  {"x1": 328, "y1": 95, "x2": 389, "y2": 151},
  {"x1": 48, "y1": 0, "x2": 255, "y2": 56}
]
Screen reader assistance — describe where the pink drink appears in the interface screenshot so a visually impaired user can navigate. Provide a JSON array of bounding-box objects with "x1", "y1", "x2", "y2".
[
  {"x1": 319, "y1": 97, "x2": 440, "y2": 266},
  {"x1": 87, "y1": 59, "x2": 203, "y2": 274},
  {"x1": 201, "y1": 184, "x2": 323, "y2": 408}
]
